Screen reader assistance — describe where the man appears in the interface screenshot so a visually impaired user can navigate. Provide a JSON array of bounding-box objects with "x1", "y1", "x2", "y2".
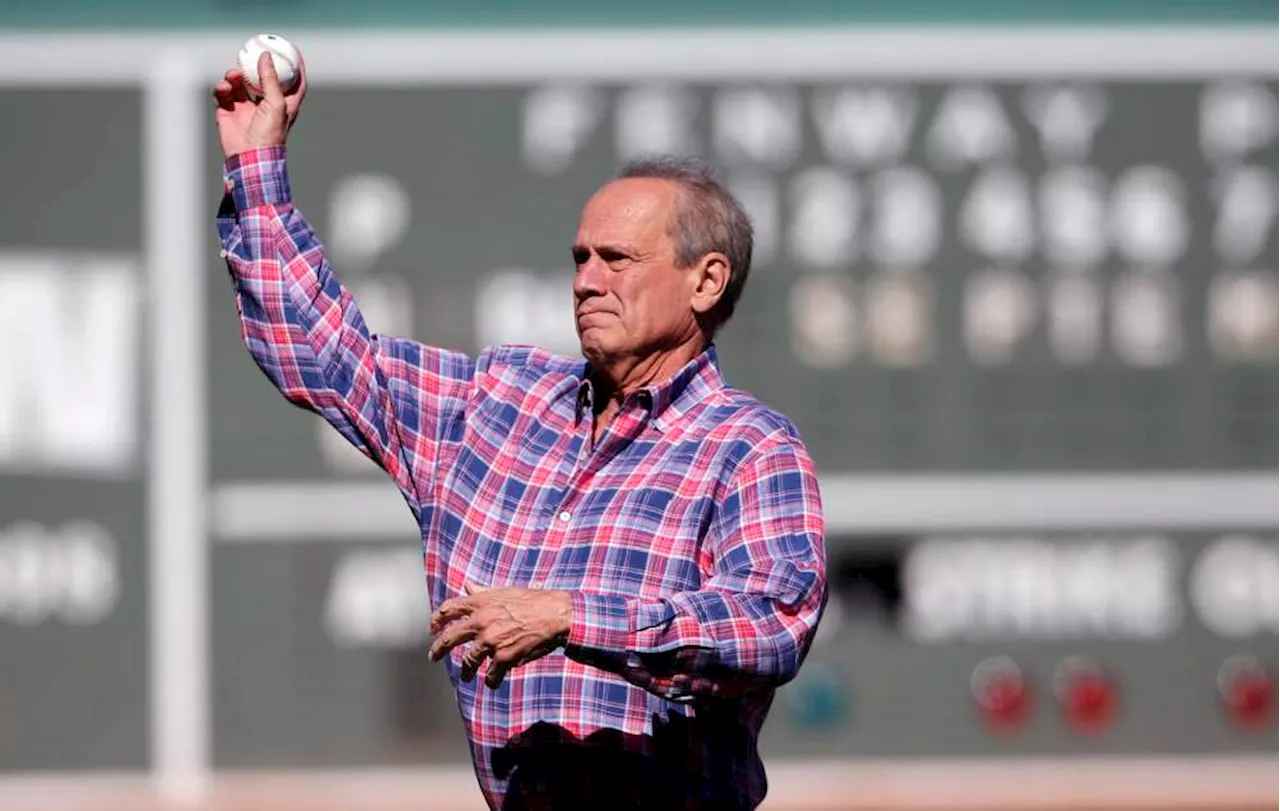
[{"x1": 213, "y1": 52, "x2": 827, "y2": 810}]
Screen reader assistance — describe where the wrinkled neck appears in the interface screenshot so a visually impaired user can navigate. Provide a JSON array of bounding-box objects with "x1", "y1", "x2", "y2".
[{"x1": 590, "y1": 336, "x2": 706, "y2": 409}]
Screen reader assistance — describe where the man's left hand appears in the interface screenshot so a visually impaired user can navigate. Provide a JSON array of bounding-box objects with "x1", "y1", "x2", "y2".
[{"x1": 429, "y1": 583, "x2": 573, "y2": 688}]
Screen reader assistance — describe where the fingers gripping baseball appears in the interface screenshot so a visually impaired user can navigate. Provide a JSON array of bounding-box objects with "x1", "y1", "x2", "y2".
[
  {"x1": 212, "y1": 36, "x2": 307, "y2": 159},
  {"x1": 257, "y1": 52, "x2": 286, "y2": 104},
  {"x1": 242, "y1": 51, "x2": 300, "y2": 149}
]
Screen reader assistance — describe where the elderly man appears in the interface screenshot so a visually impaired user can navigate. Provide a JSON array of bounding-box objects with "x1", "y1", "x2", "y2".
[{"x1": 214, "y1": 53, "x2": 827, "y2": 810}]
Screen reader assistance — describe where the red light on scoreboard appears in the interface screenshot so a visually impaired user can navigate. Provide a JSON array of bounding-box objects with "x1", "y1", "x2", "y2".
[
  {"x1": 1217, "y1": 655, "x2": 1275, "y2": 731},
  {"x1": 971, "y1": 656, "x2": 1032, "y2": 732},
  {"x1": 1054, "y1": 656, "x2": 1118, "y2": 735}
]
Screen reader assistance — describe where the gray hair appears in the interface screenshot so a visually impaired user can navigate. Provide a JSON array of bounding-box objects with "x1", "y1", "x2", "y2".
[{"x1": 616, "y1": 156, "x2": 753, "y2": 332}]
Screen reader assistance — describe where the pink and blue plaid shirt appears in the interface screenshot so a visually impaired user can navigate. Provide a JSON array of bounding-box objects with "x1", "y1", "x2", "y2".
[{"x1": 218, "y1": 146, "x2": 827, "y2": 810}]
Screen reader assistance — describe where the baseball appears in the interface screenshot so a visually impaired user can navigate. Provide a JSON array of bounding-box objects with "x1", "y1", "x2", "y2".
[{"x1": 238, "y1": 33, "x2": 300, "y2": 97}]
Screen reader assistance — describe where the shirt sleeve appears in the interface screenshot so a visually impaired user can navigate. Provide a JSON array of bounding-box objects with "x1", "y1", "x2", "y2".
[
  {"x1": 215, "y1": 146, "x2": 474, "y2": 507},
  {"x1": 562, "y1": 433, "x2": 828, "y2": 701}
]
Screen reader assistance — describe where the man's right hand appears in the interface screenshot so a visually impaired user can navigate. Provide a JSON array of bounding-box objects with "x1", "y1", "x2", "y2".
[{"x1": 212, "y1": 50, "x2": 307, "y2": 159}]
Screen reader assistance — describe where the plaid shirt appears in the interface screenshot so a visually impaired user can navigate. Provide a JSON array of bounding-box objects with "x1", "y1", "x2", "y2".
[{"x1": 218, "y1": 146, "x2": 827, "y2": 810}]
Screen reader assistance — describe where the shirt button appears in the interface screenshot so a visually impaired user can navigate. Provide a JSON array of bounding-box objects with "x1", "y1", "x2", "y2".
[
  {"x1": 218, "y1": 249, "x2": 229, "y2": 259},
  {"x1": 558, "y1": 510, "x2": 571, "y2": 523}
]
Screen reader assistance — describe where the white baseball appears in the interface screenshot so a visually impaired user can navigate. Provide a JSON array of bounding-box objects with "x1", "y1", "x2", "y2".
[{"x1": 238, "y1": 33, "x2": 300, "y2": 97}]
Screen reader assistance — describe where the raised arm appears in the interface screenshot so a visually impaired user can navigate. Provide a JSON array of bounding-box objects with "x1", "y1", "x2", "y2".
[
  {"x1": 562, "y1": 434, "x2": 828, "y2": 701},
  {"x1": 212, "y1": 52, "x2": 472, "y2": 506}
]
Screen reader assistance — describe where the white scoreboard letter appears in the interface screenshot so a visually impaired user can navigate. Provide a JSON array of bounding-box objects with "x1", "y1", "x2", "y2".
[
  {"x1": 1040, "y1": 166, "x2": 1108, "y2": 268},
  {"x1": 964, "y1": 269, "x2": 1036, "y2": 365},
  {"x1": 959, "y1": 167, "x2": 1034, "y2": 264},
  {"x1": 1191, "y1": 536, "x2": 1279, "y2": 638},
  {"x1": 789, "y1": 274, "x2": 857, "y2": 369},
  {"x1": 713, "y1": 87, "x2": 801, "y2": 167},
  {"x1": 1023, "y1": 85, "x2": 1108, "y2": 162},
  {"x1": 866, "y1": 271, "x2": 933, "y2": 367},
  {"x1": 1211, "y1": 165, "x2": 1277, "y2": 266},
  {"x1": 324, "y1": 548, "x2": 430, "y2": 648},
  {"x1": 926, "y1": 86, "x2": 1016, "y2": 168},
  {"x1": 1110, "y1": 166, "x2": 1189, "y2": 267},
  {"x1": 869, "y1": 168, "x2": 941, "y2": 268},
  {"x1": 475, "y1": 269, "x2": 579, "y2": 356},
  {"x1": 328, "y1": 174, "x2": 412, "y2": 273},
  {"x1": 1048, "y1": 273, "x2": 1103, "y2": 365},
  {"x1": 1207, "y1": 272, "x2": 1278, "y2": 362},
  {"x1": 811, "y1": 87, "x2": 917, "y2": 166},
  {"x1": 1199, "y1": 81, "x2": 1278, "y2": 162},
  {"x1": 1112, "y1": 273, "x2": 1182, "y2": 366},
  {"x1": 615, "y1": 84, "x2": 699, "y2": 161},
  {"x1": 522, "y1": 84, "x2": 604, "y2": 175},
  {"x1": 788, "y1": 168, "x2": 860, "y2": 267},
  {"x1": 0, "y1": 256, "x2": 140, "y2": 475}
]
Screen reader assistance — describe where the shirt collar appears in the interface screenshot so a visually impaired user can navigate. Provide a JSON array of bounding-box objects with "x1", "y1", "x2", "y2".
[{"x1": 576, "y1": 345, "x2": 724, "y2": 433}]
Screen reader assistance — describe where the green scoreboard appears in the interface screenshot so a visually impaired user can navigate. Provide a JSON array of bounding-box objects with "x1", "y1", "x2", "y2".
[{"x1": 0, "y1": 28, "x2": 1273, "y2": 792}]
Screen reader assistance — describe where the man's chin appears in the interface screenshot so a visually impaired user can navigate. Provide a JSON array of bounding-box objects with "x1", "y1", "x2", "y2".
[
  {"x1": 579, "y1": 341, "x2": 606, "y2": 365},
  {"x1": 578, "y1": 334, "x2": 615, "y2": 366}
]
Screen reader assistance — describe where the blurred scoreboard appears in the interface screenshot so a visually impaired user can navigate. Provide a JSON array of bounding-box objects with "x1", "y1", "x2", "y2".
[
  {"x1": 0, "y1": 88, "x2": 148, "y2": 769},
  {"x1": 265, "y1": 81, "x2": 1279, "y2": 473},
  {"x1": 0, "y1": 30, "x2": 1275, "y2": 774}
]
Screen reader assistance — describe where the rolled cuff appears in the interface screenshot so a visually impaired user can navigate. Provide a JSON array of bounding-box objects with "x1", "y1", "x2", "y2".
[
  {"x1": 567, "y1": 592, "x2": 635, "y2": 654},
  {"x1": 224, "y1": 145, "x2": 291, "y2": 212},
  {"x1": 567, "y1": 591, "x2": 683, "y2": 656}
]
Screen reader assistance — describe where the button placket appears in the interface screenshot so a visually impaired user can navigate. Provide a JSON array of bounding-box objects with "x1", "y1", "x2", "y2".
[
  {"x1": 529, "y1": 415, "x2": 589, "y2": 589},
  {"x1": 531, "y1": 495, "x2": 576, "y2": 590}
]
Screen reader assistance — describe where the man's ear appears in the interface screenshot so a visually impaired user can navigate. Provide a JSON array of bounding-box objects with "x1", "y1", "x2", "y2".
[{"x1": 690, "y1": 252, "x2": 730, "y2": 316}]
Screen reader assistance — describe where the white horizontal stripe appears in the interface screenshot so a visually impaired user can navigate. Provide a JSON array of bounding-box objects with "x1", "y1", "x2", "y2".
[
  {"x1": 0, "y1": 29, "x2": 1272, "y2": 85},
  {"x1": 761, "y1": 755, "x2": 1279, "y2": 809},
  {"x1": 0, "y1": 756, "x2": 1271, "y2": 809},
  {"x1": 818, "y1": 472, "x2": 1278, "y2": 532},
  {"x1": 210, "y1": 473, "x2": 1277, "y2": 542},
  {"x1": 212, "y1": 481, "x2": 414, "y2": 541}
]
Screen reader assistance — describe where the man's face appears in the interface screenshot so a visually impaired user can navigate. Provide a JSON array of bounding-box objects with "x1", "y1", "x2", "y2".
[{"x1": 571, "y1": 178, "x2": 701, "y2": 366}]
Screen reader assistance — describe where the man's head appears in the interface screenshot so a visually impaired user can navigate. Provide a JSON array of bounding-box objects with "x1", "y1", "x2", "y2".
[{"x1": 572, "y1": 157, "x2": 753, "y2": 370}]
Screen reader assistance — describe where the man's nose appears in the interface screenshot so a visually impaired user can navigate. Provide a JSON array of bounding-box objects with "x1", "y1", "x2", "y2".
[{"x1": 573, "y1": 256, "x2": 608, "y2": 298}]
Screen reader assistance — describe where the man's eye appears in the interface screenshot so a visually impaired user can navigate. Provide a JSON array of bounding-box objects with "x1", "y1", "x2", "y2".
[{"x1": 571, "y1": 249, "x2": 589, "y2": 266}]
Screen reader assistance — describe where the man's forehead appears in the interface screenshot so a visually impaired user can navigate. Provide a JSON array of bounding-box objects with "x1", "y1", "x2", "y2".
[{"x1": 580, "y1": 177, "x2": 678, "y2": 229}]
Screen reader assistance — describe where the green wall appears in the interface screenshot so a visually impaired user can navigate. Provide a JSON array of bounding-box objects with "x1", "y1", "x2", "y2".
[{"x1": 1, "y1": 0, "x2": 1275, "y2": 28}]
